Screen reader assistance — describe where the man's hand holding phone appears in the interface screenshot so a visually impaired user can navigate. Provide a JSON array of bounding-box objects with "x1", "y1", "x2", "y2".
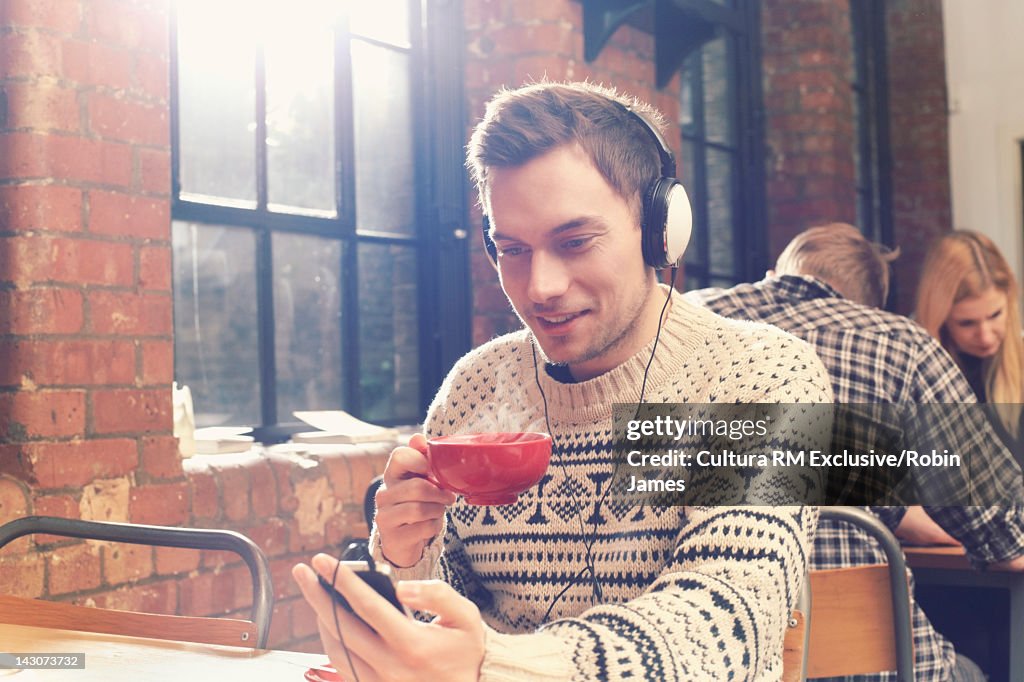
[
  {"x1": 292, "y1": 553, "x2": 485, "y2": 682},
  {"x1": 374, "y1": 433, "x2": 456, "y2": 568},
  {"x1": 315, "y1": 561, "x2": 408, "y2": 621}
]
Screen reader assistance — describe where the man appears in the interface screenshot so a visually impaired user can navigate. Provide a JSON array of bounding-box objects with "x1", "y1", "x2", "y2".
[
  {"x1": 293, "y1": 82, "x2": 833, "y2": 680},
  {"x1": 686, "y1": 223, "x2": 1024, "y2": 681}
]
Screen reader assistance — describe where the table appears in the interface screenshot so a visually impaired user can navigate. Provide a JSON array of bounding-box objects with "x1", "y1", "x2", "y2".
[
  {"x1": 0, "y1": 623, "x2": 327, "y2": 681},
  {"x1": 905, "y1": 546, "x2": 1023, "y2": 682}
]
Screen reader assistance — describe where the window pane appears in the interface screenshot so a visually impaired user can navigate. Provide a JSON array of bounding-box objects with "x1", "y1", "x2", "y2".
[
  {"x1": 265, "y1": 4, "x2": 336, "y2": 215},
  {"x1": 702, "y1": 37, "x2": 734, "y2": 146},
  {"x1": 172, "y1": 221, "x2": 260, "y2": 426},
  {"x1": 679, "y1": 52, "x2": 698, "y2": 136},
  {"x1": 176, "y1": 1, "x2": 257, "y2": 205},
  {"x1": 706, "y1": 148, "x2": 735, "y2": 275},
  {"x1": 681, "y1": 139, "x2": 703, "y2": 266},
  {"x1": 358, "y1": 243, "x2": 420, "y2": 422},
  {"x1": 711, "y1": 276, "x2": 736, "y2": 288},
  {"x1": 350, "y1": 0, "x2": 410, "y2": 47},
  {"x1": 273, "y1": 234, "x2": 344, "y2": 419},
  {"x1": 351, "y1": 40, "x2": 416, "y2": 235}
]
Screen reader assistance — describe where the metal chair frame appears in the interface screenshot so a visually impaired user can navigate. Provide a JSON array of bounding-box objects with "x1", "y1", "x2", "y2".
[
  {"x1": 0, "y1": 515, "x2": 274, "y2": 648},
  {"x1": 816, "y1": 506, "x2": 915, "y2": 681}
]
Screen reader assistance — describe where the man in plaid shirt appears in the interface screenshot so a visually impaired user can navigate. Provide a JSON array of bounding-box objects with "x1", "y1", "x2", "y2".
[{"x1": 686, "y1": 223, "x2": 1024, "y2": 681}]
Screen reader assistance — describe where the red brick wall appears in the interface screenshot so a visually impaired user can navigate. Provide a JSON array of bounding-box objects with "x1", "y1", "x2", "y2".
[
  {"x1": 0, "y1": 0, "x2": 172, "y2": 456},
  {"x1": 464, "y1": 0, "x2": 682, "y2": 345},
  {"x1": 0, "y1": 0, "x2": 386, "y2": 653},
  {"x1": 760, "y1": 0, "x2": 951, "y2": 312},
  {"x1": 761, "y1": 0, "x2": 858, "y2": 259},
  {"x1": 886, "y1": 0, "x2": 951, "y2": 314}
]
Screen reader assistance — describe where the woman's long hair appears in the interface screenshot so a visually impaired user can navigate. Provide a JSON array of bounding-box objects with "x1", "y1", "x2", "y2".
[{"x1": 916, "y1": 230, "x2": 1023, "y2": 436}]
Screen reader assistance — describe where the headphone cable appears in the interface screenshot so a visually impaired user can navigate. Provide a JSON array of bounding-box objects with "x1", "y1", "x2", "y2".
[
  {"x1": 328, "y1": 555, "x2": 362, "y2": 682},
  {"x1": 581, "y1": 267, "x2": 678, "y2": 590},
  {"x1": 532, "y1": 344, "x2": 595, "y2": 550},
  {"x1": 535, "y1": 267, "x2": 678, "y2": 624},
  {"x1": 533, "y1": 347, "x2": 603, "y2": 625}
]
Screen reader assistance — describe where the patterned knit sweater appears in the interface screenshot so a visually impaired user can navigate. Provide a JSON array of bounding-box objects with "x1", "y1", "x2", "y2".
[{"x1": 371, "y1": 290, "x2": 833, "y2": 681}]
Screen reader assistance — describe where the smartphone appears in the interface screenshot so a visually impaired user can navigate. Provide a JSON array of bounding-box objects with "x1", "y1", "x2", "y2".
[{"x1": 317, "y1": 561, "x2": 409, "y2": 618}]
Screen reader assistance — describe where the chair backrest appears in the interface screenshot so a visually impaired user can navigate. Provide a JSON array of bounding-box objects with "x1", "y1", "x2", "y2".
[
  {"x1": 806, "y1": 565, "x2": 900, "y2": 677},
  {"x1": 807, "y1": 507, "x2": 915, "y2": 681},
  {"x1": 0, "y1": 594, "x2": 258, "y2": 648},
  {"x1": 0, "y1": 516, "x2": 274, "y2": 648}
]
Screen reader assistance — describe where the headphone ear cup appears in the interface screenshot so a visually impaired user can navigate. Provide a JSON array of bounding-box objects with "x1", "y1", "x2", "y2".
[
  {"x1": 641, "y1": 178, "x2": 692, "y2": 269},
  {"x1": 641, "y1": 177, "x2": 671, "y2": 268},
  {"x1": 662, "y1": 181, "x2": 692, "y2": 265}
]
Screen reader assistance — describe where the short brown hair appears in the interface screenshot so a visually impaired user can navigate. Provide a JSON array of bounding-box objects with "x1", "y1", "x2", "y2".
[
  {"x1": 466, "y1": 81, "x2": 665, "y2": 222},
  {"x1": 775, "y1": 223, "x2": 899, "y2": 308}
]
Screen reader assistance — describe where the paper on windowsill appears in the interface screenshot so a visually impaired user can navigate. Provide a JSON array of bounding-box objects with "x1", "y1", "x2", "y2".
[
  {"x1": 292, "y1": 410, "x2": 399, "y2": 445},
  {"x1": 193, "y1": 426, "x2": 255, "y2": 454}
]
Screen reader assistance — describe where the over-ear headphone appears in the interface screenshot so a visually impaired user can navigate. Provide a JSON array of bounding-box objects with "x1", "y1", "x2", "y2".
[{"x1": 480, "y1": 99, "x2": 692, "y2": 270}]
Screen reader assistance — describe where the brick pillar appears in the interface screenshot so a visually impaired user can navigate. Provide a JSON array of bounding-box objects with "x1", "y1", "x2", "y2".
[
  {"x1": 0, "y1": 0, "x2": 179, "y2": 594},
  {"x1": 761, "y1": 0, "x2": 858, "y2": 260},
  {"x1": 463, "y1": 0, "x2": 681, "y2": 346},
  {"x1": 886, "y1": 0, "x2": 951, "y2": 314}
]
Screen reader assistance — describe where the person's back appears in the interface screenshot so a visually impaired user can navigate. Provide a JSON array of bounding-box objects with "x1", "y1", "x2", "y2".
[
  {"x1": 686, "y1": 223, "x2": 1024, "y2": 682},
  {"x1": 687, "y1": 274, "x2": 956, "y2": 403}
]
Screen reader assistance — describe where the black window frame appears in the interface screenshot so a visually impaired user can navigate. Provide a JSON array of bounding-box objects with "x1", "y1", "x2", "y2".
[
  {"x1": 850, "y1": 0, "x2": 894, "y2": 249},
  {"x1": 678, "y1": 0, "x2": 767, "y2": 290},
  {"x1": 169, "y1": 1, "x2": 470, "y2": 432}
]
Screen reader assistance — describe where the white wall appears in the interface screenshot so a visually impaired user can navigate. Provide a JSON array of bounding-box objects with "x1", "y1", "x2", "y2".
[{"x1": 942, "y1": 0, "x2": 1024, "y2": 281}]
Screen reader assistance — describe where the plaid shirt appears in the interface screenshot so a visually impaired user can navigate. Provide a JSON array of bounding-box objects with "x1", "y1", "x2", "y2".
[{"x1": 687, "y1": 275, "x2": 1024, "y2": 681}]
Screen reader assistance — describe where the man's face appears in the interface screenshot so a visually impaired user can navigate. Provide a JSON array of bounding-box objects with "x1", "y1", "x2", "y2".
[
  {"x1": 486, "y1": 144, "x2": 662, "y2": 381},
  {"x1": 945, "y1": 286, "x2": 1008, "y2": 358}
]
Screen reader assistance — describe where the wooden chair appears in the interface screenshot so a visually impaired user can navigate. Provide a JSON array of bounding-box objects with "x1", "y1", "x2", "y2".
[
  {"x1": 0, "y1": 594, "x2": 260, "y2": 648},
  {"x1": 783, "y1": 507, "x2": 915, "y2": 681},
  {"x1": 0, "y1": 516, "x2": 274, "y2": 648},
  {"x1": 806, "y1": 564, "x2": 909, "y2": 678}
]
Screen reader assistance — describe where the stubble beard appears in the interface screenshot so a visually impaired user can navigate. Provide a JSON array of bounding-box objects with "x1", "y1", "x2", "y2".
[{"x1": 521, "y1": 275, "x2": 658, "y2": 370}]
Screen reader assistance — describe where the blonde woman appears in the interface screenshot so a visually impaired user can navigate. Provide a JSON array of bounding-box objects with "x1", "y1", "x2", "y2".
[{"x1": 916, "y1": 230, "x2": 1024, "y2": 460}]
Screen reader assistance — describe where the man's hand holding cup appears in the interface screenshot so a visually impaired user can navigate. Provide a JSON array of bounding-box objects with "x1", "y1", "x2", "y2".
[{"x1": 374, "y1": 433, "x2": 456, "y2": 568}]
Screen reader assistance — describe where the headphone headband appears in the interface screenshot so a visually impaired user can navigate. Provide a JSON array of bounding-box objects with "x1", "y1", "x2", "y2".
[{"x1": 615, "y1": 101, "x2": 676, "y2": 179}]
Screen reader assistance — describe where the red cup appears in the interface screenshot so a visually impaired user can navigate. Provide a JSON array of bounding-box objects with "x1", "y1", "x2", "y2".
[{"x1": 425, "y1": 432, "x2": 552, "y2": 505}]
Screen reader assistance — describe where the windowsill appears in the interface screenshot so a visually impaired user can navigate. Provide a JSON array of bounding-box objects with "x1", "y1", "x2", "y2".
[{"x1": 181, "y1": 440, "x2": 400, "y2": 474}]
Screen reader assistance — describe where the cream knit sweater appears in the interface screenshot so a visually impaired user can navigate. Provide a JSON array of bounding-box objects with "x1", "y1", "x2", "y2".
[{"x1": 372, "y1": 290, "x2": 832, "y2": 681}]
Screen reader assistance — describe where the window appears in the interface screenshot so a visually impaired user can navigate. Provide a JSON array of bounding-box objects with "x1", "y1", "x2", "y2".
[
  {"x1": 850, "y1": 0, "x2": 893, "y2": 247},
  {"x1": 678, "y1": 0, "x2": 766, "y2": 291},
  {"x1": 171, "y1": 0, "x2": 468, "y2": 430}
]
